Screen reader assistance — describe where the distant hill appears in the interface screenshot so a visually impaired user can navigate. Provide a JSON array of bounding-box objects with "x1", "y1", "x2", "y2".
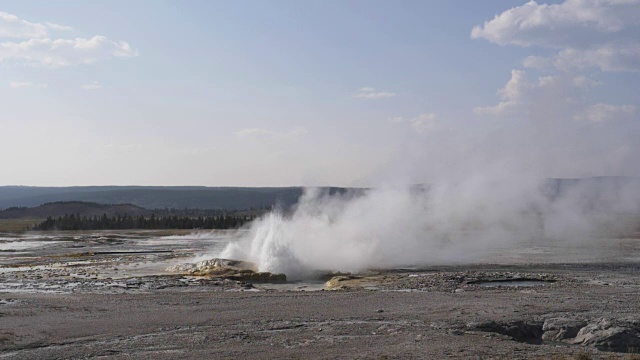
[
  {"x1": 542, "y1": 176, "x2": 640, "y2": 201},
  {"x1": 0, "y1": 201, "x2": 153, "y2": 219},
  {"x1": 1, "y1": 178, "x2": 638, "y2": 212},
  {"x1": 0, "y1": 186, "x2": 306, "y2": 210},
  {"x1": 0, "y1": 186, "x2": 360, "y2": 210}
]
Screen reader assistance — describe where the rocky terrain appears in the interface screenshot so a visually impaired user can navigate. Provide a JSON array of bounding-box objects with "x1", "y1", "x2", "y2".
[{"x1": 2, "y1": 230, "x2": 640, "y2": 358}]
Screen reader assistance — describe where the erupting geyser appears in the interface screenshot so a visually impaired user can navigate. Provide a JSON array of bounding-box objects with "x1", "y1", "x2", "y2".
[{"x1": 220, "y1": 178, "x2": 640, "y2": 280}]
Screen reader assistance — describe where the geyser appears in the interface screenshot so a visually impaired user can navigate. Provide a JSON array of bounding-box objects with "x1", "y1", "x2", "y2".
[{"x1": 220, "y1": 178, "x2": 640, "y2": 280}]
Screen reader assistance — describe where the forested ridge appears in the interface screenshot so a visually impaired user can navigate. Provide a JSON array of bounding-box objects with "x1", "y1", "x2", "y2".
[{"x1": 33, "y1": 213, "x2": 255, "y2": 231}]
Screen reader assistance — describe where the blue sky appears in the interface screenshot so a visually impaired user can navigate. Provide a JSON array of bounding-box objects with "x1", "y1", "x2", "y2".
[{"x1": 0, "y1": 1, "x2": 639, "y2": 186}]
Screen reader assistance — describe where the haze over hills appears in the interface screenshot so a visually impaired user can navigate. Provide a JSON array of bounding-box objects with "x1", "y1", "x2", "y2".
[
  {"x1": 0, "y1": 186, "x2": 305, "y2": 210},
  {"x1": 0, "y1": 201, "x2": 153, "y2": 219},
  {"x1": 0, "y1": 186, "x2": 362, "y2": 210},
  {"x1": 1, "y1": 177, "x2": 639, "y2": 212},
  {"x1": 542, "y1": 176, "x2": 640, "y2": 201}
]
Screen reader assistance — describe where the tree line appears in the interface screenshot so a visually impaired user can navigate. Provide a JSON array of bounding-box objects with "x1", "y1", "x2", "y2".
[
  {"x1": 151, "y1": 206, "x2": 270, "y2": 217},
  {"x1": 33, "y1": 213, "x2": 256, "y2": 231}
]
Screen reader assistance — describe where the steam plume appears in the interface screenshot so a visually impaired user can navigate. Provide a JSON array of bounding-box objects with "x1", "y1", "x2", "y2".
[{"x1": 221, "y1": 177, "x2": 640, "y2": 280}]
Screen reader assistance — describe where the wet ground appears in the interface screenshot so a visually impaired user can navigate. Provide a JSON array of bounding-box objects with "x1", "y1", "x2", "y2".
[
  {"x1": 2, "y1": 230, "x2": 640, "y2": 358},
  {"x1": 0, "y1": 230, "x2": 241, "y2": 293}
]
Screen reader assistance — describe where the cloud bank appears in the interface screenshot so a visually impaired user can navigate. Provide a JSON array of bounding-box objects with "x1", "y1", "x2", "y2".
[
  {"x1": 0, "y1": 11, "x2": 137, "y2": 67},
  {"x1": 472, "y1": 0, "x2": 640, "y2": 72}
]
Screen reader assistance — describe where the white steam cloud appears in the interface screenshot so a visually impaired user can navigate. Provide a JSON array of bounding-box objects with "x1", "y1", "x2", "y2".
[
  {"x1": 221, "y1": 177, "x2": 640, "y2": 280},
  {"x1": 217, "y1": 0, "x2": 640, "y2": 280}
]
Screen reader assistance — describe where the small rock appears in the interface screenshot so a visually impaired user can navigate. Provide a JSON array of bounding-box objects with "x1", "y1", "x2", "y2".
[
  {"x1": 571, "y1": 318, "x2": 640, "y2": 352},
  {"x1": 542, "y1": 317, "x2": 587, "y2": 342}
]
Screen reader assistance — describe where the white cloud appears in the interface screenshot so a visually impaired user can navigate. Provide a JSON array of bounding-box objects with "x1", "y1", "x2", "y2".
[
  {"x1": 474, "y1": 69, "x2": 534, "y2": 116},
  {"x1": 477, "y1": 70, "x2": 610, "y2": 120},
  {"x1": 0, "y1": 36, "x2": 137, "y2": 67},
  {"x1": 357, "y1": 91, "x2": 395, "y2": 99},
  {"x1": 409, "y1": 113, "x2": 438, "y2": 134},
  {"x1": 0, "y1": 11, "x2": 137, "y2": 68},
  {"x1": 472, "y1": 0, "x2": 640, "y2": 72},
  {"x1": 390, "y1": 113, "x2": 440, "y2": 134},
  {"x1": 471, "y1": 0, "x2": 640, "y2": 48},
  {"x1": 523, "y1": 55, "x2": 552, "y2": 70},
  {"x1": 9, "y1": 81, "x2": 46, "y2": 89},
  {"x1": 574, "y1": 103, "x2": 637, "y2": 122},
  {"x1": 0, "y1": 11, "x2": 48, "y2": 38},
  {"x1": 237, "y1": 127, "x2": 309, "y2": 140},
  {"x1": 354, "y1": 87, "x2": 396, "y2": 99},
  {"x1": 45, "y1": 22, "x2": 73, "y2": 32},
  {"x1": 81, "y1": 81, "x2": 102, "y2": 90},
  {"x1": 237, "y1": 128, "x2": 276, "y2": 138},
  {"x1": 554, "y1": 43, "x2": 640, "y2": 72},
  {"x1": 477, "y1": 69, "x2": 637, "y2": 127},
  {"x1": 572, "y1": 75, "x2": 601, "y2": 88},
  {"x1": 474, "y1": 69, "x2": 575, "y2": 118}
]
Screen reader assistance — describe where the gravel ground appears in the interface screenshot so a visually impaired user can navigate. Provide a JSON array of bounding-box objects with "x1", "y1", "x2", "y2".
[
  {"x1": 1, "y1": 262, "x2": 640, "y2": 359},
  {"x1": 2, "y1": 231, "x2": 640, "y2": 359}
]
